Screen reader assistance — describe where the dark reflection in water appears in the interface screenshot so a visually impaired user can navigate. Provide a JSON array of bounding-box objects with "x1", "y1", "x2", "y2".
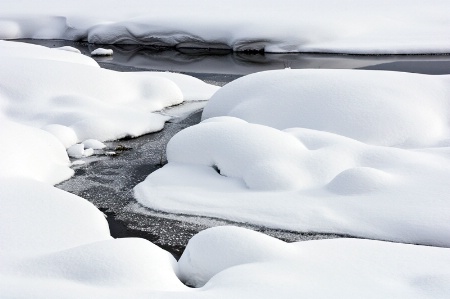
[{"x1": 15, "y1": 39, "x2": 450, "y2": 77}]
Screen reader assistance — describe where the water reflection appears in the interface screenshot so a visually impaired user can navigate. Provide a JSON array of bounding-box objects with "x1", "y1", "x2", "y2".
[{"x1": 15, "y1": 39, "x2": 450, "y2": 75}]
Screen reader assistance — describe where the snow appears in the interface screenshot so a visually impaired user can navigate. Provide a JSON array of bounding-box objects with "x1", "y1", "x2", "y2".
[
  {"x1": 153, "y1": 72, "x2": 221, "y2": 102},
  {"x1": 67, "y1": 143, "x2": 97, "y2": 158},
  {"x1": 0, "y1": 119, "x2": 73, "y2": 185},
  {"x1": 1, "y1": 0, "x2": 450, "y2": 54},
  {"x1": 0, "y1": 39, "x2": 98, "y2": 67},
  {"x1": 67, "y1": 144, "x2": 85, "y2": 158},
  {"x1": 2, "y1": 209, "x2": 450, "y2": 298},
  {"x1": 135, "y1": 70, "x2": 450, "y2": 247},
  {"x1": 0, "y1": 178, "x2": 111, "y2": 254},
  {"x1": 178, "y1": 226, "x2": 292, "y2": 287},
  {"x1": 91, "y1": 48, "x2": 113, "y2": 56},
  {"x1": 3, "y1": 238, "x2": 185, "y2": 290},
  {"x1": 42, "y1": 124, "x2": 79, "y2": 149},
  {"x1": 83, "y1": 139, "x2": 106, "y2": 150},
  {"x1": 56, "y1": 46, "x2": 81, "y2": 54},
  {"x1": 202, "y1": 69, "x2": 450, "y2": 148},
  {"x1": 0, "y1": 40, "x2": 219, "y2": 296},
  {"x1": 0, "y1": 40, "x2": 219, "y2": 146},
  {"x1": 177, "y1": 226, "x2": 450, "y2": 298},
  {"x1": 0, "y1": 178, "x2": 188, "y2": 297}
]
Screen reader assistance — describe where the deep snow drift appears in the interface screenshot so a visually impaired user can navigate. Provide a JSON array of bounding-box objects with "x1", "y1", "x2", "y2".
[
  {"x1": 0, "y1": 40, "x2": 218, "y2": 146},
  {"x1": 135, "y1": 69, "x2": 450, "y2": 247},
  {"x1": 1, "y1": 0, "x2": 450, "y2": 54}
]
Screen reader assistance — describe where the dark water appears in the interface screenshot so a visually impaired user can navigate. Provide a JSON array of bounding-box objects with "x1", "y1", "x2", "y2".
[
  {"x1": 15, "y1": 39, "x2": 450, "y2": 78},
  {"x1": 17, "y1": 39, "x2": 449, "y2": 258}
]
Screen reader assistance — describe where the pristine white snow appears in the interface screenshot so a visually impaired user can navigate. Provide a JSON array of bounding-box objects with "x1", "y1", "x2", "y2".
[
  {"x1": 0, "y1": 178, "x2": 188, "y2": 297},
  {"x1": 2, "y1": 215, "x2": 450, "y2": 298},
  {"x1": 177, "y1": 226, "x2": 450, "y2": 298},
  {"x1": 135, "y1": 69, "x2": 450, "y2": 247},
  {"x1": 1, "y1": 0, "x2": 450, "y2": 54},
  {"x1": 203, "y1": 69, "x2": 450, "y2": 148},
  {"x1": 0, "y1": 178, "x2": 111, "y2": 254},
  {"x1": 0, "y1": 119, "x2": 73, "y2": 184},
  {"x1": 0, "y1": 40, "x2": 219, "y2": 147}
]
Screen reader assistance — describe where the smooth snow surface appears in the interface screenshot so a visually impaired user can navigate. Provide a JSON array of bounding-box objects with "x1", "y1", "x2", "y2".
[
  {"x1": 0, "y1": 177, "x2": 187, "y2": 297},
  {"x1": 1, "y1": 0, "x2": 450, "y2": 54},
  {"x1": 2, "y1": 222, "x2": 450, "y2": 298},
  {"x1": 0, "y1": 179, "x2": 111, "y2": 254},
  {"x1": 135, "y1": 69, "x2": 450, "y2": 247},
  {"x1": 0, "y1": 119, "x2": 73, "y2": 184},
  {"x1": 203, "y1": 69, "x2": 450, "y2": 148},
  {"x1": 177, "y1": 227, "x2": 450, "y2": 298}
]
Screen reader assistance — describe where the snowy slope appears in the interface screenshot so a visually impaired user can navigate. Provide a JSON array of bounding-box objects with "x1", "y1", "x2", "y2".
[
  {"x1": 1, "y1": 0, "x2": 450, "y2": 53},
  {"x1": 135, "y1": 69, "x2": 450, "y2": 247}
]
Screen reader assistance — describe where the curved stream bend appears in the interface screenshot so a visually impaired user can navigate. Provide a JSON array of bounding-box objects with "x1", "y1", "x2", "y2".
[{"x1": 57, "y1": 106, "x2": 345, "y2": 259}]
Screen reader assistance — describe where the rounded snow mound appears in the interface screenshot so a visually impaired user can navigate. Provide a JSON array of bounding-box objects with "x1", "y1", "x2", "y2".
[
  {"x1": 0, "y1": 41, "x2": 219, "y2": 147},
  {"x1": 203, "y1": 69, "x2": 450, "y2": 148},
  {"x1": 164, "y1": 117, "x2": 405, "y2": 192},
  {"x1": 0, "y1": 178, "x2": 110, "y2": 254},
  {"x1": 23, "y1": 238, "x2": 185, "y2": 290},
  {"x1": 167, "y1": 117, "x2": 309, "y2": 190},
  {"x1": 0, "y1": 120, "x2": 73, "y2": 184},
  {"x1": 178, "y1": 226, "x2": 291, "y2": 287}
]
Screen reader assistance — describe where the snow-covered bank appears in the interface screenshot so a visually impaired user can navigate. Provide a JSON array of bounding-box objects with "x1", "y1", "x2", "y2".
[
  {"x1": 0, "y1": 40, "x2": 190, "y2": 297},
  {"x1": 177, "y1": 227, "x2": 450, "y2": 298},
  {"x1": 0, "y1": 40, "x2": 219, "y2": 146},
  {"x1": 0, "y1": 178, "x2": 188, "y2": 298},
  {"x1": 1, "y1": 0, "x2": 450, "y2": 54},
  {"x1": 135, "y1": 69, "x2": 450, "y2": 247},
  {"x1": 2, "y1": 223, "x2": 450, "y2": 298},
  {"x1": 0, "y1": 40, "x2": 205, "y2": 295}
]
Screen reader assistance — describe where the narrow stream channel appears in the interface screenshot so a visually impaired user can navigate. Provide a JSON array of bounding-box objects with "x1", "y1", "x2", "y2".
[{"x1": 16, "y1": 39, "x2": 450, "y2": 258}]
